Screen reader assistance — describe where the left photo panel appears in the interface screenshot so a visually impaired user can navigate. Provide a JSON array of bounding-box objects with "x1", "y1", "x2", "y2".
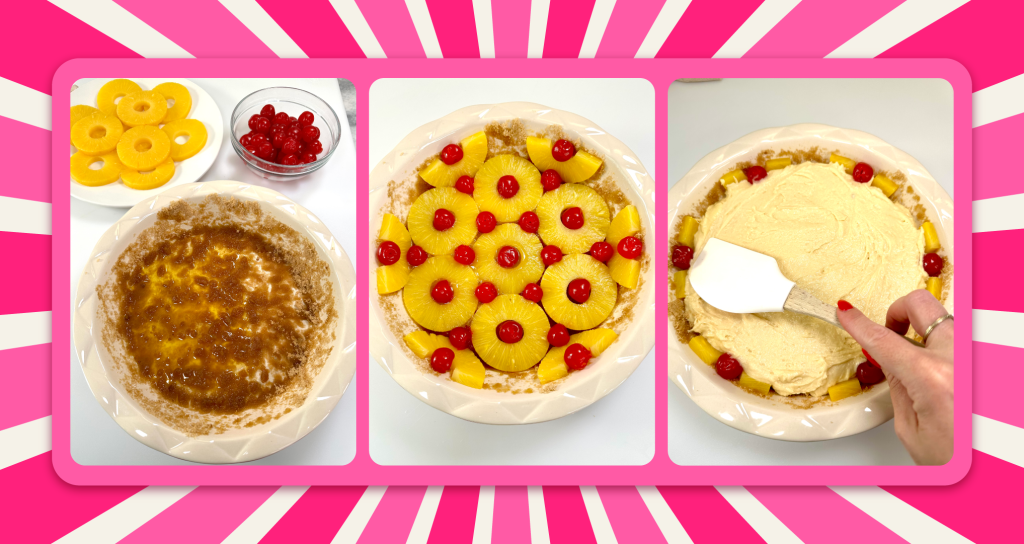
[{"x1": 67, "y1": 78, "x2": 357, "y2": 466}]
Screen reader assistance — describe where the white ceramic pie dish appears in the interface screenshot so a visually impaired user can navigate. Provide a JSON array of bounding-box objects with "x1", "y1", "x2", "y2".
[
  {"x1": 369, "y1": 102, "x2": 655, "y2": 425},
  {"x1": 669, "y1": 123, "x2": 954, "y2": 441},
  {"x1": 72, "y1": 180, "x2": 357, "y2": 463},
  {"x1": 70, "y1": 78, "x2": 223, "y2": 208}
]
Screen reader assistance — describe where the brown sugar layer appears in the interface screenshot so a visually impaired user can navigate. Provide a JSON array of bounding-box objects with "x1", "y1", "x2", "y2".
[{"x1": 99, "y1": 195, "x2": 337, "y2": 435}]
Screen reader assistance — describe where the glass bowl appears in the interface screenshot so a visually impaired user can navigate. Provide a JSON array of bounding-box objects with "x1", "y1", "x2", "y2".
[{"x1": 230, "y1": 86, "x2": 341, "y2": 181}]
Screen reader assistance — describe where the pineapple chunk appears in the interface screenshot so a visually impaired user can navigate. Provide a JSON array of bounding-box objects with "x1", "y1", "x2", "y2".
[
  {"x1": 419, "y1": 131, "x2": 488, "y2": 187},
  {"x1": 674, "y1": 270, "x2": 687, "y2": 299},
  {"x1": 376, "y1": 213, "x2": 412, "y2": 295},
  {"x1": 688, "y1": 336, "x2": 721, "y2": 366},
  {"x1": 828, "y1": 377, "x2": 862, "y2": 402},
  {"x1": 922, "y1": 221, "x2": 941, "y2": 253},
  {"x1": 927, "y1": 277, "x2": 942, "y2": 300},
  {"x1": 451, "y1": 351, "x2": 485, "y2": 389},
  {"x1": 571, "y1": 328, "x2": 618, "y2": 356},
  {"x1": 379, "y1": 213, "x2": 411, "y2": 245},
  {"x1": 872, "y1": 174, "x2": 898, "y2": 197},
  {"x1": 403, "y1": 330, "x2": 449, "y2": 358},
  {"x1": 766, "y1": 157, "x2": 791, "y2": 171},
  {"x1": 607, "y1": 205, "x2": 641, "y2": 247},
  {"x1": 829, "y1": 153, "x2": 856, "y2": 174},
  {"x1": 538, "y1": 355, "x2": 568, "y2": 384},
  {"x1": 739, "y1": 372, "x2": 771, "y2": 395},
  {"x1": 608, "y1": 252, "x2": 641, "y2": 289},
  {"x1": 676, "y1": 216, "x2": 699, "y2": 247},
  {"x1": 721, "y1": 169, "x2": 746, "y2": 185},
  {"x1": 526, "y1": 136, "x2": 603, "y2": 182}
]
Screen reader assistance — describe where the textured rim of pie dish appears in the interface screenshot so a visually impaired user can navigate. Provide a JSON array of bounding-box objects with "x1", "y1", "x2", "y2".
[
  {"x1": 668, "y1": 123, "x2": 954, "y2": 442},
  {"x1": 370, "y1": 102, "x2": 656, "y2": 425},
  {"x1": 70, "y1": 78, "x2": 223, "y2": 209},
  {"x1": 72, "y1": 180, "x2": 357, "y2": 463}
]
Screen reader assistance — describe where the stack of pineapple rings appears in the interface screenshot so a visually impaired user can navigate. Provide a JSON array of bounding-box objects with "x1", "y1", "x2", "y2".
[
  {"x1": 70, "y1": 79, "x2": 208, "y2": 190},
  {"x1": 378, "y1": 130, "x2": 645, "y2": 390}
]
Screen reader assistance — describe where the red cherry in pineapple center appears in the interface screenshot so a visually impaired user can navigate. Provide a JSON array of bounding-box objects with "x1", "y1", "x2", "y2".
[
  {"x1": 552, "y1": 139, "x2": 576, "y2": 162},
  {"x1": 376, "y1": 241, "x2": 400, "y2": 265},
  {"x1": 440, "y1": 144, "x2": 463, "y2": 165},
  {"x1": 497, "y1": 175, "x2": 520, "y2": 198},
  {"x1": 431, "y1": 279, "x2": 454, "y2": 304},
  {"x1": 496, "y1": 245, "x2": 520, "y2": 268},
  {"x1": 561, "y1": 207, "x2": 585, "y2": 230},
  {"x1": 497, "y1": 320, "x2": 524, "y2": 344},
  {"x1": 567, "y1": 278, "x2": 591, "y2": 303},
  {"x1": 433, "y1": 208, "x2": 456, "y2": 231}
]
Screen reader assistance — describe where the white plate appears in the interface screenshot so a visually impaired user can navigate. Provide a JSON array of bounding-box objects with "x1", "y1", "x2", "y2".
[
  {"x1": 72, "y1": 180, "x2": 357, "y2": 463},
  {"x1": 70, "y1": 78, "x2": 223, "y2": 208},
  {"x1": 369, "y1": 102, "x2": 655, "y2": 425},
  {"x1": 668, "y1": 123, "x2": 954, "y2": 442}
]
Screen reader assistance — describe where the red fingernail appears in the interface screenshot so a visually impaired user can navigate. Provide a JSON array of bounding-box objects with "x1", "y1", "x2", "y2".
[
  {"x1": 837, "y1": 300, "x2": 854, "y2": 311},
  {"x1": 862, "y1": 349, "x2": 880, "y2": 368}
]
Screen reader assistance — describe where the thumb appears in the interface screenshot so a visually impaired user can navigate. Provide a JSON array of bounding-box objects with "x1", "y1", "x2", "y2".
[{"x1": 836, "y1": 300, "x2": 919, "y2": 380}]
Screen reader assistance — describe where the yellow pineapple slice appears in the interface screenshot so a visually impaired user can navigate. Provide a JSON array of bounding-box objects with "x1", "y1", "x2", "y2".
[
  {"x1": 153, "y1": 82, "x2": 192, "y2": 122},
  {"x1": 766, "y1": 157, "x2": 791, "y2": 171},
  {"x1": 162, "y1": 119, "x2": 207, "y2": 161},
  {"x1": 473, "y1": 154, "x2": 542, "y2": 222},
  {"x1": 403, "y1": 330, "x2": 485, "y2": 388},
  {"x1": 539, "y1": 328, "x2": 619, "y2": 384},
  {"x1": 71, "y1": 113, "x2": 123, "y2": 155},
  {"x1": 407, "y1": 188, "x2": 479, "y2": 255},
  {"x1": 872, "y1": 174, "x2": 898, "y2": 197},
  {"x1": 739, "y1": 372, "x2": 771, "y2": 395},
  {"x1": 121, "y1": 158, "x2": 175, "y2": 190},
  {"x1": 419, "y1": 131, "x2": 488, "y2": 187},
  {"x1": 377, "y1": 214, "x2": 412, "y2": 295},
  {"x1": 721, "y1": 169, "x2": 746, "y2": 185},
  {"x1": 70, "y1": 152, "x2": 121, "y2": 187},
  {"x1": 927, "y1": 277, "x2": 942, "y2": 300},
  {"x1": 688, "y1": 336, "x2": 721, "y2": 366},
  {"x1": 922, "y1": 221, "x2": 941, "y2": 252},
  {"x1": 472, "y1": 223, "x2": 544, "y2": 295},
  {"x1": 70, "y1": 105, "x2": 100, "y2": 140},
  {"x1": 829, "y1": 153, "x2": 856, "y2": 175},
  {"x1": 471, "y1": 294, "x2": 550, "y2": 372},
  {"x1": 674, "y1": 270, "x2": 687, "y2": 299},
  {"x1": 541, "y1": 254, "x2": 616, "y2": 330},
  {"x1": 526, "y1": 136, "x2": 602, "y2": 183},
  {"x1": 828, "y1": 377, "x2": 862, "y2": 402},
  {"x1": 116, "y1": 90, "x2": 168, "y2": 127},
  {"x1": 117, "y1": 125, "x2": 171, "y2": 170},
  {"x1": 608, "y1": 252, "x2": 641, "y2": 289},
  {"x1": 96, "y1": 78, "x2": 142, "y2": 116},
  {"x1": 536, "y1": 183, "x2": 610, "y2": 254},
  {"x1": 676, "y1": 216, "x2": 699, "y2": 247},
  {"x1": 403, "y1": 255, "x2": 479, "y2": 332},
  {"x1": 607, "y1": 205, "x2": 641, "y2": 247}
]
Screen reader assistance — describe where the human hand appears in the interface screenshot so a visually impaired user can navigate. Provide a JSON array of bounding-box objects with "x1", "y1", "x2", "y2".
[{"x1": 837, "y1": 290, "x2": 954, "y2": 465}]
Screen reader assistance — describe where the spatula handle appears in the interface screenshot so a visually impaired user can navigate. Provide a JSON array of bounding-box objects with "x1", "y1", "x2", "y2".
[{"x1": 784, "y1": 286, "x2": 926, "y2": 348}]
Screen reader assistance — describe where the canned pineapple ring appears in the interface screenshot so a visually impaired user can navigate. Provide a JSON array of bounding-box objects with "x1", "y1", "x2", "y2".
[
  {"x1": 161, "y1": 119, "x2": 208, "y2": 161},
  {"x1": 71, "y1": 113, "x2": 124, "y2": 156},
  {"x1": 96, "y1": 78, "x2": 142, "y2": 116},
  {"x1": 70, "y1": 152, "x2": 122, "y2": 187},
  {"x1": 116, "y1": 90, "x2": 168, "y2": 127},
  {"x1": 122, "y1": 158, "x2": 175, "y2": 190},
  {"x1": 117, "y1": 125, "x2": 171, "y2": 170},
  {"x1": 153, "y1": 82, "x2": 192, "y2": 122}
]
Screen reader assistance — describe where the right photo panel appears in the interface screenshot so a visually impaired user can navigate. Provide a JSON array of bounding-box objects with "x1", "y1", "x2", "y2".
[{"x1": 668, "y1": 78, "x2": 954, "y2": 466}]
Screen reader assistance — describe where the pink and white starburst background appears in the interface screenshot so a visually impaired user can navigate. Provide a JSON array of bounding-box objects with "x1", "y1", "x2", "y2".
[{"x1": 1, "y1": 0, "x2": 1022, "y2": 542}]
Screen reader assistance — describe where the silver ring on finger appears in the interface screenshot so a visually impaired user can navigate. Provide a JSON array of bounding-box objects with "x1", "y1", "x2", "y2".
[{"x1": 922, "y1": 314, "x2": 953, "y2": 343}]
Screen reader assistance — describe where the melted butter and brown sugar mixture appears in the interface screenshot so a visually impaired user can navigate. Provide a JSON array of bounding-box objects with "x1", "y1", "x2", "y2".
[
  {"x1": 99, "y1": 195, "x2": 336, "y2": 434},
  {"x1": 118, "y1": 225, "x2": 309, "y2": 414}
]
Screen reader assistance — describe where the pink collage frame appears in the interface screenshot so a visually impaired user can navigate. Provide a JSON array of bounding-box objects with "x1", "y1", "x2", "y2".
[{"x1": 51, "y1": 57, "x2": 972, "y2": 487}]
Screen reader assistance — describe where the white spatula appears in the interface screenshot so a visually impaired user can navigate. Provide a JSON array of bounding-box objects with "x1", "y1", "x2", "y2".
[{"x1": 688, "y1": 238, "x2": 925, "y2": 347}]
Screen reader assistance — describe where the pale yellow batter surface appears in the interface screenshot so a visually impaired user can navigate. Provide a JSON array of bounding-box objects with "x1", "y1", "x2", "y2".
[{"x1": 684, "y1": 162, "x2": 926, "y2": 396}]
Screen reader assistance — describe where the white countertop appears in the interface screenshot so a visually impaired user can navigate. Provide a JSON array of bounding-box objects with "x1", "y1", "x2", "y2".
[
  {"x1": 69, "y1": 78, "x2": 358, "y2": 466},
  {"x1": 368, "y1": 78, "x2": 656, "y2": 465},
  {"x1": 667, "y1": 77, "x2": 954, "y2": 466}
]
